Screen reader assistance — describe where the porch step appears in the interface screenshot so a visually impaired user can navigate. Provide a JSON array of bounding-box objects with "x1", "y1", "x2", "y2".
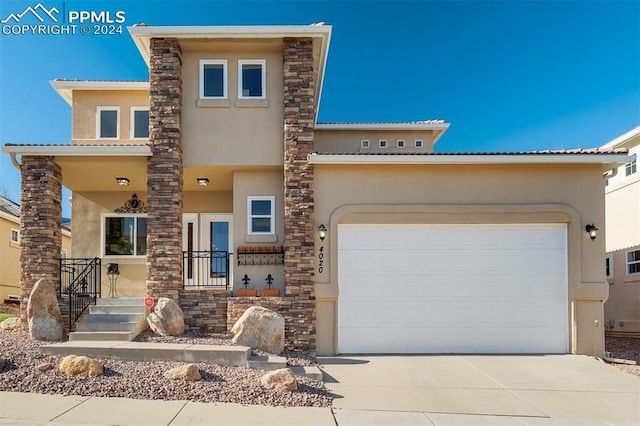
[{"x1": 68, "y1": 298, "x2": 148, "y2": 342}]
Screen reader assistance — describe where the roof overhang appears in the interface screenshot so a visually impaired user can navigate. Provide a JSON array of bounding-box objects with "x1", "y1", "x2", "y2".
[
  {"x1": 316, "y1": 121, "x2": 450, "y2": 143},
  {"x1": 2, "y1": 144, "x2": 152, "y2": 156},
  {"x1": 50, "y1": 80, "x2": 150, "y2": 105},
  {"x1": 600, "y1": 125, "x2": 640, "y2": 149},
  {"x1": 0, "y1": 210, "x2": 19, "y2": 224},
  {"x1": 308, "y1": 152, "x2": 633, "y2": 169}
]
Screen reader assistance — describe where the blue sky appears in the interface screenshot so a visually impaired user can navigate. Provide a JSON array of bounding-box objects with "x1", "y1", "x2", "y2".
[{"x1": 1, "y1": 0, "x2": 639, "y2": 218}]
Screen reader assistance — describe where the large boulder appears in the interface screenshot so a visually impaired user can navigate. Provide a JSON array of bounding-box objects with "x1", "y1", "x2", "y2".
[
  {"x1": 27, "y1": 278, "x2": 65, "y2": 341},
  {"x1": 0, "y1": 317, "x2": 21, "y2": 330},
  {"x1": 59, "y1": 355, "x2": 103, "y2": 376},
  {"x1": 164, "y1": 364, "x2": 201, "y2": 381},
  {"x1": 147, "y1": 297, "x2": 185, "y2": 336},
  {"x1": 260, "y1": 368, "x2": 298, "y2": 392},
  {"x1": 231, "y1": 306, "x2": 284, "y2": 354}
]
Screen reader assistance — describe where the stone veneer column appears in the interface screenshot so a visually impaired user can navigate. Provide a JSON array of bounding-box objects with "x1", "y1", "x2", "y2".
[
  {"x1": 19, "y1": 156, "x2": 62, "y2": 321},
  {"x1": 283, "y1": 38, "x2": 316, "y2": 353},
  {"x1": 146, "y1": 38, "x2": 183, "y2": 301}
]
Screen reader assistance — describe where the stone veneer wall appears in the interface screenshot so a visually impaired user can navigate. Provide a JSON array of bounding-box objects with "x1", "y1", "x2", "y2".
[
  {"x1": 19, "y1": 156, "x2": 62, "y2": 322},
  {"x1": 179, "y1": 289, "x2": 230, "y2": 333},
  {"x1": 147, "y1": 38, "x2": 184, "y2": 301},
  {"x1": 227, "y1": 297, "x2": 290, "y2": 334},
  {"x1": 282, "y1": 38, "x2": 317, "y2": 353}
]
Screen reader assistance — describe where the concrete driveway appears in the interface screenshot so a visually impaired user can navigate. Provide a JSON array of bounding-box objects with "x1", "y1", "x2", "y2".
[{"x1": 319, "y1": 355, "x2": 640, "y2": 425}]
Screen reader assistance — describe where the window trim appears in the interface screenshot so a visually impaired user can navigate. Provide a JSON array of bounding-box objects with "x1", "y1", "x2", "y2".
[
  {"x1": 10, "y1": 228, "x2": 19, "y2": 244},
  {"x1": 61, "y1": 248, "x2": 68, "y2": 259},
  {"x1": 361, "y1": 140, "x2": 370, "y2": 149},
  {"x1": 379, "y1": 139, "x2": 388, "y2": 149},
  {"x1": 101, "y1": 213, "x2": 148, "y2": 258},
  {"x1": 415, "y1": 139, "x2": 424, "y2": 148},
  {"x1": 605, "y1": 254, "x2": 613, "y2": 279},
  {"x1": 397, "y1": 139, "x2": 405, "y2": 148},
  {"x1": 626, "y1": 249, "x2": 640, "y2": 275},
  {"x1": 130, "y1": 107, "x2": 149, "y2": 139},
  {"x1": 625, "y1": 158, "x2": 637, "y2": 177},
  {"x1": 200, "y1": 59, "x2": 228, "y2": 99},
  {"x1": 247, "y1": 196, "x2": 275, "y2": 235},
  {"x1": 238, "y1": 59, "x2": 266, "y2": 99},
  {"x1": 96, "y1": 106, "x2": 120, "y2": 139}
]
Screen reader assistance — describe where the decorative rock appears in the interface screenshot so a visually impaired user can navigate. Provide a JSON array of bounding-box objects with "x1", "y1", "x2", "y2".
[
  {"x1": 35, "y1": 362, "x2": 53, "y2": 372},
  {"x1": 0, "y1": 317, "x2": 21, "y2": 330},
  {"x1": 59, "y1": 355, "x2": 103, "y2": 376},
  {"x1": 163, "y1": 364, "x2": 201, "y2": 381},
  {"x1": 27, "y1": 278, "x2": 65, "y2": 341},
  {"x1": 147, "y1": 297, "x2": 185, "y2": 336},
  {"x1": 231, "y1": 306, "x2": 285, "y2": 354},
  {"x1": 260, "y1": 368, "x2": 298, "y2": 392}
]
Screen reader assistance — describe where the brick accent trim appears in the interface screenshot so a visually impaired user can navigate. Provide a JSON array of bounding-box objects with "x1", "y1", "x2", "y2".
[
  {"x1": 19, "y1": 156, "x2": 62, "y2": 321},
  {"x1": 147, "y1": 38, "x2": 183, "y2": 301},
  {"x1": 283, "y1": 38, "x2": 316, "y2": 353}
]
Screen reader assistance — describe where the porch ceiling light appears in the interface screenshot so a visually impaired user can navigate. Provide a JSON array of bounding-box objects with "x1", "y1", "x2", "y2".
[
  {"x1": 318, "y1": 224, "x2": 327, "y2": 241},
  {"x1": 585, "y1": 224, "x2": 598, "y2": 241},
  {"x1": 197, "y1": 178, "x2": 210, "y2": 186},
  {"x1": 116, "y1": 177, "x2": 130, "y2": 186}
]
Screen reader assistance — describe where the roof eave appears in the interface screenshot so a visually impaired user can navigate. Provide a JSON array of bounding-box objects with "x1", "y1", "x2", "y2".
[
  {"x1": 315, "y1": 122, "x2": 450, "y2": 131},
  {"x1": 600, "y1": 125, "x2": 640, "y2": 149},
  {"x1": 2, "y1": 144, "x2": 152, "y2": 156},
  {"x1": 50, "y1": 80, "x2": 150, "y2": 105}
]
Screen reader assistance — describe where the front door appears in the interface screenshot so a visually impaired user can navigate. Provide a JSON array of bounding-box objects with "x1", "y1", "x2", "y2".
[{"x1": 182, "y1": 213, "x2": 233, "y2": 287}]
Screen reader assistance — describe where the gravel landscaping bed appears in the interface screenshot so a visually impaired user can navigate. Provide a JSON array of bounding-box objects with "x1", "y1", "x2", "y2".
[
  {"x1": 0, "y1": 329, "x2": 331, "y2": 407},
  {"x1": 605, "y1": 336, "x2": 640, "y2": 377}
]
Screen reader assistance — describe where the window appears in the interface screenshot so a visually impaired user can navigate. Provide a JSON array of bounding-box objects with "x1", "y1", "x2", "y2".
[
  {"x1": 361, "y1": 140, "x2": 370, "y2": 149},
  {"x1": 379, "y1": 140, "x2": 388, "y2": 148},
  {"x1": 248, "y1": 196, "x2": 275, "y2": 234},
  {"x1": 103, "y1": 215, "x2": 147, "y2": 256},
  {"x1": 415, "y1": 140, "x2": 424, "y2": 148},
  {"x1": 605, "y1": 254, "x2": 613, "y2": 279},
  {"x1": 97, "y1": 107, "x2": 119, "y2": 139},
  {"x1": 238, "y1": 60, "x2": 266, "y2": 99},
  {"x1": 131, "y1": 107, "x2": 149, "y2": 139},
  {"x1": 200, "y1": 60, "x2": 227, "y2": 99},
  {"x1": 397, "y1": 139, "x2": 405, "y2": 148},
  {"x1": 625, "y1": 159, "x2": 637, "y2": 177},
  {"x1": 10, "y1": 228, "x2": 19, "y2": 244},
  {"x1": 61, "y1": 248, "x2": 68, "y2": 259},
  {"x1": 627, "y1": 250, "x2": 640, "y2": 275}
]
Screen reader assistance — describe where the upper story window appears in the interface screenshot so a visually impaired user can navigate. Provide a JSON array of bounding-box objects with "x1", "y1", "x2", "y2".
[
  {"x1": 379, "y1": 140, "x2": 388, "y2": 148},
  {"x1": 397, "y1": 139, "x2": 405, "y2": 148},
  {"x1": 97, "y1": 107, "x2": 119, "y2": 139},
  {"x1": 103, "y1": 214, "x2": 147, "y2": 257},
  {"x1": 605, "y1": 254, "x2": 613, "y2": 279},
  {"x1": 361, "y1": 140, "x2": 370, "y2": 149},
  {"x1": 625, "y1": 158, "x2": 637, "y2": 177},
  {"x1": 131, "y1": 107, "x2": 149, "y2": 139},
  {"x1": 248, "y1": 196, "x2": 275, "y2": 234},
  {"x1": 200, "y1": 59, "x2": 228, "y2": 99},
  {"x1": 627, "y1": 250, "x2": 640, "y2": 275},
  {"x1": 238, "y1": 60, "x2": 266, "y2": 99},
  {"x1": 10, "y1": 228, "x2": 19, "y2": 244},
  {"x1": 415, "y1": 140, "x2": 424, "y2": 148}
]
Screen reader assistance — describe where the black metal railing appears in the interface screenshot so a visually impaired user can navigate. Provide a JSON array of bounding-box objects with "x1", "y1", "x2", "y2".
[
  {"x1": 60, "y1": 257, "x2": 101, "y2": 330},
  {"x1": 183, "y1": 251, "x2": 231, "y2": 289}
]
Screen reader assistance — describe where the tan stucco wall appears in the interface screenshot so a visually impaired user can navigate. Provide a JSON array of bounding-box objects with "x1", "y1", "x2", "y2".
[
  {"x1": 604, "y1": 246, "x2": 640, "y2": 334},
  {"x1": 180, "y1": 40, "x2": 284, "y2": 167},
  {"x1": 71, "y1": 90, "x2": 149, "y2": 144},
  {"x1": 232, "y1": 169, "x2": 284, "y2": 292},
  {"x1": 605, "y1": 174, "x2": 640, "y2": 252},
  {"x1": 313, "y1": 163, "x2": 608, "y2": 356},
  {"x1": 314, "y1": 129, "x2": 435, "y2": 153}
]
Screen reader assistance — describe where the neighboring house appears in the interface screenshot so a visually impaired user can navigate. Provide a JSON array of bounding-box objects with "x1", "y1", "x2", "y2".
[
  {"x1": 2, "y1": 24, "x2": 631, "y2": 357},
  {"x1": 602, "y1": 126, "x2": 640, "y2": 336},
  {"x1": 0, "y1": 196, "x2": 71, "y2": 303}
]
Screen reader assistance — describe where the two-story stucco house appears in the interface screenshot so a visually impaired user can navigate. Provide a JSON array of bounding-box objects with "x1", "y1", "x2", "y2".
[
  {"x1": 602, "y1": 126, "x2": 640, "y2": 336},
  {"x1": 2, "y1": 24, "x2": 631, "y2": 356}
]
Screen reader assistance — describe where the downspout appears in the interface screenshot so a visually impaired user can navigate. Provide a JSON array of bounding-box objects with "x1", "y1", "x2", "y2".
[{"x1": 603, "y1": 165, "x2": 618, "y2": 182}]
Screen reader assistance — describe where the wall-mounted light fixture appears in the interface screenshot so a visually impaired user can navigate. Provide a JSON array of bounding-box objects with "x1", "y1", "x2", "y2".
[
  {"x1": 196, "y1": 178, "x2": 210, "y2": 186},
  {"x1": 318, "y1": 224, "x2": 327, "y2": 241},
  {"x1": 116, "y1": 177, "x2": 130, "y2": 186},
  {"x1": 585, "y1": 224, "x2": 598, "y2": 241}
]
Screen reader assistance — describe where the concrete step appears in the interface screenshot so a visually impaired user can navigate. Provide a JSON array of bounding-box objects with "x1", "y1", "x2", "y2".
[
  {"x1": 41, "y1": 341, "x2": 251, "y2": 367},
  {"x1": 76, "y1": 321, "x2": 141, "y2": 332},
  {"x1": 89, "y1": 305, "x2": 147, "y2": 314},
  {"x1": 96, "y1": 298, "x2": 146, "y2": 306},
  {"x1": 81, "y1": 313, "x2": 145, "y2": 323},
  {"x1": 248, "y1": 355, "x2": 287, "y2": 370},
  {"x1": 69, "y1": 331, "x2": 138, "y2": 341},
  {"x1": 291, "y1": 366, "x2": 324, "y2": 382}
]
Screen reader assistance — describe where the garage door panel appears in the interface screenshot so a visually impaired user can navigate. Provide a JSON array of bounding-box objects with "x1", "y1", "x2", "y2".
[{"x1": 338, "y1": 223, "x2": 568, "y2": 354}]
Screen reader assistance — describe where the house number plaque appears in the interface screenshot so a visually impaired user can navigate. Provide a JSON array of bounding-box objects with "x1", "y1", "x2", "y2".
[{"x1": 318, "y1": 246, "x2": 324, "y2": 273}]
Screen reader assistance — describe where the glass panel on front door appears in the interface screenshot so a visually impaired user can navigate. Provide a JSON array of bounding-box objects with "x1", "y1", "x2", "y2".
[{"x1": 210, "y1": 221, "x2": 229, "y2": 278}]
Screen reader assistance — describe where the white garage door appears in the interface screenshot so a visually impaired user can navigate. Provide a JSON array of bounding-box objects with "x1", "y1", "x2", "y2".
[{"x1": 338, "y1": 223, "x2": 568, "y2": 354}]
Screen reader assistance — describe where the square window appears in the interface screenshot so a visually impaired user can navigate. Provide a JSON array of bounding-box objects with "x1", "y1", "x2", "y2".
[
  {"x1": 10, "y1": 228, "x2": 19, "y2": 244},
  {"x1": 361, "y1": 140, "x2": 370, "y2": 149},
  {"x1": 131, "y1": 108, "x2": 149, "y2": 139},
  {"x1": 397, "y1": 139, "x2": 405, "y2": 148},
  {"x1": 239, "y1": 60, "x2": 266, "y2": 99},
  {"x1": 379, "y1": 140, "x2": 388, "y2": 148},
  {"x1": 605, "y1": 255, "x2": 613, "y2": 279},
  {"x1": 97, "y1": 107, "x2": 119, "y2": 139},
  {"x1": 103, "y1": 215, "x2": 147, "y2": 257},
  {"x1": 625, "y1": 159, "x2": 637, "y2": 176},
  {"x1": 248, "y1": 196, "x2": 274, "y2": 234},
  {"x1": 415, "y1": 140, "x2": 424, "y2": 148},
  {"x1": 200, "y1": 60, "x2": 227, "y2": 99},
  {"x1": 627, "y1": 250, "x2": 640, "y2": 275}
]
